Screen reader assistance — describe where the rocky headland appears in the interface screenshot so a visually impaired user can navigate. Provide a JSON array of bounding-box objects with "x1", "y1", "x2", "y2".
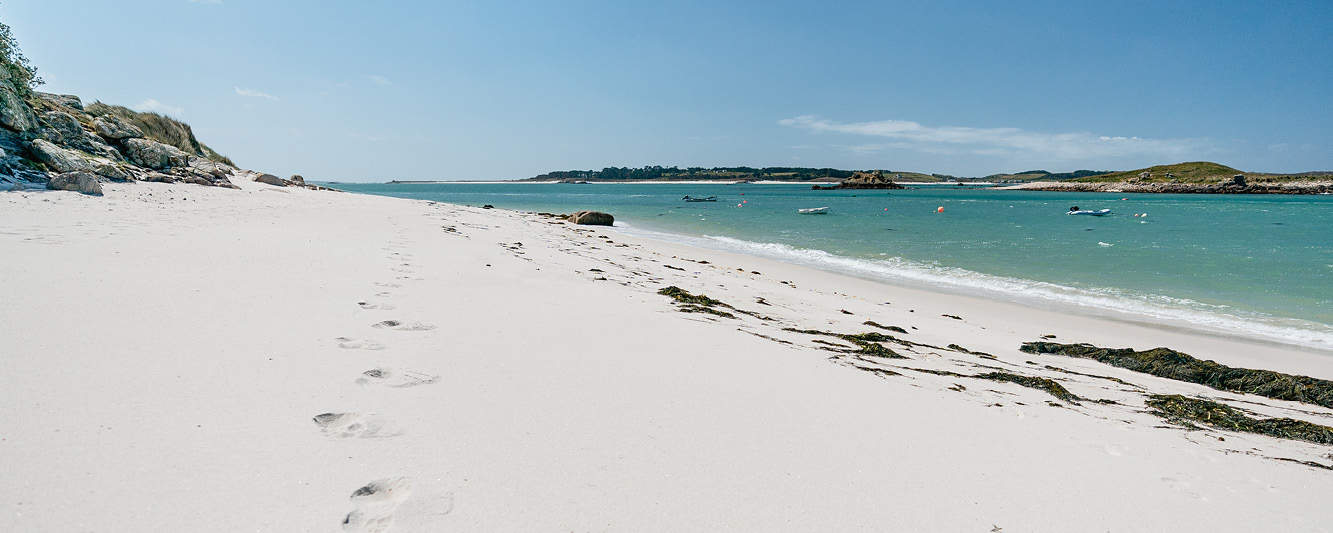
[{"x1": 0, "y1": 42, "x2": 320, "y2": 195}]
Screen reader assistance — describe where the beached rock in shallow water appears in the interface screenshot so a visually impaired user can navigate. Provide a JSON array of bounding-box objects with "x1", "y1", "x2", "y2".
[
  {"x1": 46, "y1": 171, "x2": 102, "y2": 195},
  {"x1": 569, "y1": 210, "x2": 614, "y2": 225},
  {"x1": 255, "y1": 173, "x2": 285, "y2": 186}
]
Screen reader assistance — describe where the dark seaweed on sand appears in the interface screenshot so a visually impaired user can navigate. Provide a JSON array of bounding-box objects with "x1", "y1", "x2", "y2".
[
  {"x1": 1021, "y1": 342, "x2": 1333, "y2": 409},
  {"x1": 1147, "y1": 394, "x2": 1333, "y2": 445}
]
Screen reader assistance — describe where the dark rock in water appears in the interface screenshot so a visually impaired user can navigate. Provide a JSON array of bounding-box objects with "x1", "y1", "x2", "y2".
[
  {"x1": 47, "y1": 171, "x2": 103, "y2": 196},
  {"x1": 1021, "y1": 341, "x2": 1333, "y2": 409},
  {"x1": 568, "y1": 210, "x2": 614, "y2": 225},
  {"x1": 481, "y1": 204, "x2": 494, "y2": 209},
  {"x1": 255, "y1": 173, "x2": 286, "y2": 186},
  {"x1": 812, "y1": 170, "x2": 905, "y2": 190}
]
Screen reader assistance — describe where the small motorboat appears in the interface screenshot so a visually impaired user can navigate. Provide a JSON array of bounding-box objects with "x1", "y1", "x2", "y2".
[
  {"x1": 797, "y1": 207, "x2": 830, "y2": 215},
  {"x1": 1067, "y1": 206, "x2": 1110, "y2": 216},
  {"x1": 683, "y1": 195, "x2": 718, "y2": 202}
]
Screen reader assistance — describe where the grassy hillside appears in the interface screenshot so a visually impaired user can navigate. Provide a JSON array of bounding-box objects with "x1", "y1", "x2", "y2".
[
  {"x1": 985, "y1": 169, "x2": 1108, "y2": 182},
  {"x1": 84, "y1": 101, "x2": 233, "y2": 165},
  {"x1": 1072, "y1": 162, "x2": 1242, "y2": 183}
]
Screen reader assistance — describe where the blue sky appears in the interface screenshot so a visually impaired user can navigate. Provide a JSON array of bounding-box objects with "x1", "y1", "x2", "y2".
[{"x1": 4, "y1": 0, "x2": 1329, "y2": 180}]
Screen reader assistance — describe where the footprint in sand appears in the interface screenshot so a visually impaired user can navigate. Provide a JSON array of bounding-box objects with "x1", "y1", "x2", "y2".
[
  {"x1": 336, "y1": 337, "x2": 387, "y2": 351},
  {"x1": 371, "y1": 320, "x2": 436, "y2": 331},
  {"x1": 357, "y1": 368, "x2": 440, "y2": 388},
  {"x1": 341, "y1": 477, "x2": 413, "y2": 532},
  {"x1": 357, "y1": 301, "x2": 398, "y2": 311},
  {"x1": 313, "y1": 412, "x2": 401, "y2": 438}
]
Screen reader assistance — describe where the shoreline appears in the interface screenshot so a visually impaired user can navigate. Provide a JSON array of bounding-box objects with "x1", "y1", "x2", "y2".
[
  {"x1": 4, "y1": 180, "x2": 1333, "y2": 530},
  {"x1": 609, "y1": 222, "x2": 1333, "y2": 354}
]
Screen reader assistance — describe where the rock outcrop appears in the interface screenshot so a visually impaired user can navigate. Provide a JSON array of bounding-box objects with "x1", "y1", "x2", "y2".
[
  {"x1": 121, "y1": 137, "x2": 189, "y2": 170},
  {"x1": 568, "y1": 211, "x2": 614, "y2": 225},
  {"x1": 812, "y1": 170, "x2": 905, "y2": 190},
  {"x1": 46, "y1": 171, "x2": 103, "y2": 195},
  {"x1": 92, "y1": 115, "x2": 143, "y2": 140},
  {"x1": 28, "y1": 138, "x2": 92, "y2": 173}
]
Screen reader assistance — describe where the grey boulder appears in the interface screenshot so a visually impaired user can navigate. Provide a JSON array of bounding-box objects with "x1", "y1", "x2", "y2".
[
  {"x1": 93, "y1": 162, "x2": 130, "y2": 181},
  {"x1": 93, "y1": 115, "x2": 144, "y2": 140},
  {"x1": 0, "y1": 79, "x2": 39, "y2": 132},
  {"x1": 254, "y1": 173, "x2": 286, "y2": 186},
  {"x1": 568, "y1": 210, "x2": 614, "y2": 226},
  {"x1": 47, "y1": 171, "x2": 103, "y2": 195},
  {"x1": 29, "y1": 139, "x2": 92, "y2": 173},
  {"x1": 121, "y1": 138, "x2": 188, "y2": 169}
]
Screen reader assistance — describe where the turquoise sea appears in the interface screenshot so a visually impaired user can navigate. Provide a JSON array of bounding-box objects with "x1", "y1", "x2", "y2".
[{"x1": 336, "y1": 182, "x2": 1333, "y2": 350}]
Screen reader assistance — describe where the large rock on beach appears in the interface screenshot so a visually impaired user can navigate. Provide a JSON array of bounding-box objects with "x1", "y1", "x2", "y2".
[
  {"x1": 93, "y1": 115, "x2": 143, "y2": 140},
  {"x1": 255, "y1": 173, "x2": 286, "y2": 186},
  {"x1": 46, "y1": 171, "x2": 102, "y2": 195},
  {"x1": 121, "y1": 138, "x2": 188, "y2": 169},
  {"x1": 569, "y1": 210, "x2": 614, "y2": 225},
  {"x1": 34, "y1": 92, "x2": 83, "y2": 111},
  {"x1": 29, "y1": 138, "x2": 92, "y2": 173},
  {"x1": 93, "y1": 162, "x2": 130, "y2": 181},
  {"x1": 0, "y1": 78, "x2": 38, "y2": 133}
]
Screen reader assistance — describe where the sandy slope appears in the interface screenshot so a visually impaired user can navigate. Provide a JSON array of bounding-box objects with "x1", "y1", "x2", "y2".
[{"x1": 2, "y1": 180, "x2": 1331, "y2": 532}]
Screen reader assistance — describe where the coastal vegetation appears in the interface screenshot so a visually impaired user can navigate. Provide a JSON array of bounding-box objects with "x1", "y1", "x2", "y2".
[{"x1": 83, "y1": 101, "x2": 233, "y2": 166}]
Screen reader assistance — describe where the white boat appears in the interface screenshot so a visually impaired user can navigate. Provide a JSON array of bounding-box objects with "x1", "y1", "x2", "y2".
[
  {"x1": 1067, "y1": 206, "x2": 1111, "y2": 216},
  {"x1": 797, "y1": 207, "x2": 830, "y2": 215}
]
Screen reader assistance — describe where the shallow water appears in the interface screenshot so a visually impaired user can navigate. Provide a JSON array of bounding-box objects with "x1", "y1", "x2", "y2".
[{"x1": 337, "y1": 182, "x2": 1333, "y2": 349}]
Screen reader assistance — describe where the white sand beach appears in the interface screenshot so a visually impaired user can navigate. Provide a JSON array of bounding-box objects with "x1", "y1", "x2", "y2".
[{"x1": 3, "y1": 180, "x2": 1332, "y2": 532}]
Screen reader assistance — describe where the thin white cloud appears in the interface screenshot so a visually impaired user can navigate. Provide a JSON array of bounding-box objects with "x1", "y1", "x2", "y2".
[
  {"x1": 234, "y1": 87, "x2": 278, "y2": 100},
  {"x1": 367, "y1": 74, "x2": 392, "y2": 86},
  {"x1": 780, "y1": 115, "x2": 1207, "y2": 161},
  {"x1": 134, "y1": 99, "x2": 184, "y2": 117}
]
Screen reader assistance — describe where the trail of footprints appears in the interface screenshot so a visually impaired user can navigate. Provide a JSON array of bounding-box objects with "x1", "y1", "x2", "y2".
[{"x1": 322, "y1": 233, "x2": 449, "y2": 530}]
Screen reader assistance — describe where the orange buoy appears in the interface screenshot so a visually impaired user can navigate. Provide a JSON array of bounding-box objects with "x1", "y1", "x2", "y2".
[{"x1": 936, "y1": 206, "x2": 944, "y2": 213}]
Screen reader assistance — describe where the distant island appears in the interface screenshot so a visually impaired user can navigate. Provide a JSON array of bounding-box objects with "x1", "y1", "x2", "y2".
[
  {"x1": 1003, "y1": 162, "x2": 1333, "y2": 194},
  {"x1": 523, "y1": 166, "x2": 963, "y2": 183},
  {"x1": 519, "y1": 162, "x2": 1331, "y2": 194}
]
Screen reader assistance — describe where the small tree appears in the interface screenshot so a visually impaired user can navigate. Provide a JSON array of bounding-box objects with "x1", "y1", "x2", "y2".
[{"x1": 0, "y1": 17, "x2": 42, "y2": 94}]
